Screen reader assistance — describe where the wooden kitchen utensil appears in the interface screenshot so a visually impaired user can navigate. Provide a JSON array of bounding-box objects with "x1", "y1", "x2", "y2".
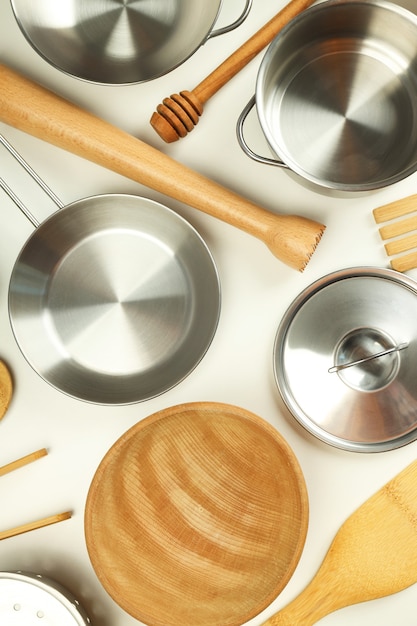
[
  {"x1": 0, "y1": 511, "x2": 72, "y2": 541},
  {"x1": 0, "y1": 448, "x2": 48, "y2": 477},
  {"x1": 373, "y1": 194, "x2": 417, "y2": 271},
  {"x1": 0, "y1": 448, "x2": 71, "y2": 540},
  {"x1": 261, "y1": 459, "x2": 417, "y2": 625},
  {"x1": 85, "y1": 402, "x2": 309, "y2": 626},
  {"x1": 0, "y1": 63, "x2": 325, "y2": 272},
  {"x1": 150, "y1": 0, "x2": 316, "y2": 143},
  {"x1": 0, "y1": 359, "x2": 13, "y2": 420}
]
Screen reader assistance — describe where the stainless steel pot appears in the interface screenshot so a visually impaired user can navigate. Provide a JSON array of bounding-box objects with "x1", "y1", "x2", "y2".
[
  {"x1": 0, "y1": 135, "x2": 220, "y2": 404},
  {"x1": 10, "y1": 0, "x2": 252, "y2": 84},
  {"x1": 274, "y1": 267, "x2": 417, "y2": 452},
  {"x1": 237, "y1": 0, "x2": 417, "y2": 192}
]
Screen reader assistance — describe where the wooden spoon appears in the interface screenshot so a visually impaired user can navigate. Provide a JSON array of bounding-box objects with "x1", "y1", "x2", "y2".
[
  {"x1": 0, "y1": 360, "x2": 13, "y2": 420},
  {"x1": 0, "y1": 64, "x2": 325, "y2": 272},
  {"x1": 262, "y1": 459, "x2": 417, "y2": 624},
  {"x1": 150, "y1": 0, "x2": 316, "y2": 143}
]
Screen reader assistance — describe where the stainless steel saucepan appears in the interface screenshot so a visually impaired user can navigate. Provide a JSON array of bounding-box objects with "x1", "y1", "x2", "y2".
[
  {"x1": 0, "y1": 135, "x2": 220, "y2": 404},
  {"x1": 237, "y1": 0, "x2": 417, "y2": 193},
  {"x1": 9, "y1": 0, "x2": 252, "y2": 84}
]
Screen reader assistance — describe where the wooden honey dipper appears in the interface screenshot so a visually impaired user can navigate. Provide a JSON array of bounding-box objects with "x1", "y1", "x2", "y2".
[{"x1": 150, "y1": 0, "x2": 316, "y2": 143}]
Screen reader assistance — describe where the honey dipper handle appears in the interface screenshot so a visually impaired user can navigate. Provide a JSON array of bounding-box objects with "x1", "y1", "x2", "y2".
[
  {"x1": 0, "y1": 64, "x2": 324, "y2": 271},
  {"x1": 193, "y1": 0, "x2": 317, "y2": 105}
]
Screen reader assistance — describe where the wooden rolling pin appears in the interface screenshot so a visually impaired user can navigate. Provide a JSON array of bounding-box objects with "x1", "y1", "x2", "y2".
[
  {"x1": 262, "y1": 459, "x2": 417, "y2": 624},
  {"x1": 0, "y1": 64, "x2": 325, "y2": 271},
  {"x1": 150, "y1": 0, "x2": 316, "y2": 142}
]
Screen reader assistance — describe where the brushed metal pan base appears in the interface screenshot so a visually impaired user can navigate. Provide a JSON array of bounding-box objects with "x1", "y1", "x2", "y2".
[
  {"x1": 256, "y1": 0, "x2": 417, "y2": 191},
  {"x1": 8, "y1": 195, "x2": 220, "y2": 404},
  {"x1": 10, "y1": 0, "x2": 239, "y2": 83}
]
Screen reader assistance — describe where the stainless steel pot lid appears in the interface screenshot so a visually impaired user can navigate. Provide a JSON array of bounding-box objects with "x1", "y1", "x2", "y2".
[
  {"x1": 273, "y1": 267, "x2": 417, "y2": 452},
  {"x1": 0, "y1": 571, "x2": 90, "y2": 625},
  {"x1": 9, "y1": 194, "x2": 220, "y2": 404}
]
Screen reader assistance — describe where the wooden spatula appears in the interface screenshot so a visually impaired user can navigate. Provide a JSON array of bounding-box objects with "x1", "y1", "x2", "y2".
[
  {"x1": 373, "y1": 194, "x2": 417, "y2": 272},
  {"x1": 262, "y1": 459, "x2": 417, "y2": 625}
]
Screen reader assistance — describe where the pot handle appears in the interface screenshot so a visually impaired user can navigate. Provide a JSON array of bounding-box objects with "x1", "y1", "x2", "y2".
[
  {"x1": 237, "y1": 95, "x2": 288, "y2": 169},
  {"x1": 209, "y1": 0, "x2": 253, "y2": 38}
]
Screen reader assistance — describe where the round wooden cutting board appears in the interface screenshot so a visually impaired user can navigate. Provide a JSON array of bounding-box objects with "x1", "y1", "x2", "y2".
[
  {"x1": 85, "y1": 402, "x2": 308, "y2": 626},
  {"x1": 0, "y1": 360, "x2": 12, "y2": 420}
]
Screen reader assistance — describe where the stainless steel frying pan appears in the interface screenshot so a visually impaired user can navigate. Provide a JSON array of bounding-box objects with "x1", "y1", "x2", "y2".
[{"x1": 0, "y1": 135, "x2": 220, "y2": 404}]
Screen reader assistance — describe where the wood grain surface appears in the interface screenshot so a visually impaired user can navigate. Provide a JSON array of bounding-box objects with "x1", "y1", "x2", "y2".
[
  {"x1": 262, "y1": 459, "x2": 417, "y2": 625},
  {"x1": 0, "y1": 360, "x2": 12, "y2": 420},
  {"x1": 85, "y1": 402, "x2": 308, "y2": 626}
]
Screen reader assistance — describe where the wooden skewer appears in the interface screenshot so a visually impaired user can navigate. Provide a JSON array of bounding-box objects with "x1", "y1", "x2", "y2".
[
  {"x1": 0, "y1": 448, "x2": 48, "y2": 477},
  {"x1": 0, "y1": 63, "x2": 325, "y2": 272},
  {"x1": 373, "y1": 194, "x2": 417, "y2": 272},
  {"x1": 0, "y1": 511, "x2": 72, "y2": 541},
  {"x1": 150, "y1": 0, "x2": 317, "y2": 143}
]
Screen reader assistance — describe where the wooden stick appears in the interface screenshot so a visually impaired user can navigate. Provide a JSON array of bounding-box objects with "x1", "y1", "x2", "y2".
[
  {"x1": 373, "y1": 195, "x2": 417, "y2": 272},
  {"x1": 373, "y1": 193, "x2": 417, "y2": 223},
  {"x1": 0, "y1": 511, "x2": 72, "y2": 541},
  {"x1": 390, "y1": 251, "x2": 417, "y2": 273},
  {"x1": 385, "y1": 232, "x2": 417, "y2": 256},
  {"x1": 379, "y1": 214, "x2": 417, "y2": 240},
  {"x1": 150, "y1": 0, "x2": 317, "y2": 142},
  {"x1": 0, "y1": 448, "x2": 48, "y2": 477}
]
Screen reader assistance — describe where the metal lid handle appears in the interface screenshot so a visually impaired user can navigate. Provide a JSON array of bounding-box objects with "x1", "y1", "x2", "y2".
[{"x1": 329, "y1": 342, "x2": 408, "y2": 374}]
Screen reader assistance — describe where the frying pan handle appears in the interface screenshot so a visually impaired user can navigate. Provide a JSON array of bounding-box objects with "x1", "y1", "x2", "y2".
[
  {"x1": 0, "y1": 133, "x2": 64, "y2": 228},
  {"x1": 209, "y1": 0, "x2": 253, "y2": 38},
  {"x1": 237, "y1": 95, "x2": 288, "y2": 168}
]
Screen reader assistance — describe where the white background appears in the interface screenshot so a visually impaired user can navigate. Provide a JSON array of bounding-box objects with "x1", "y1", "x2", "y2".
[{"x1": 1, "y1": 1, "x2": 417, "y2": 624}]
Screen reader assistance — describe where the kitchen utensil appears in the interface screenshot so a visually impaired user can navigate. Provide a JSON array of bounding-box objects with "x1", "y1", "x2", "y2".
[
  {"x1": 0, "y1": 134, "x2": 220, "y2": 404},
  {"x1": 238, "y1": 0, "x2": 417, "y2": 192},
  {"x1": 0, "y1": 571, "x2": 91, "y2": 625},
  {"x1": 261, "y1": 458, "x2": 417, "y2": 624},
  {"x1": 373, "y1": 193, "x2": 417, "y2": 271},
  {"x1": 273, "y1": 266, "x2": 417, "y2": 452},
  {"x1": 0, "y1": 448, "x2": 70, "y2": 540},
  {"x1": 0, "y1": 359, "x2": 12, "y2": 420},
  {"x1": 9, "y1": 0, "x2": 252, "y2": 84},
  {"x1": 0, "y1": 63, "x2": 325, "y2": 271},
  {"x1": 0, "y1": 511, "x2": 72, "y2": 541},
  {"x1": 0, "y1": 448, "x2": 47, "y2": 477},
  {"x1": 150, "y1": 0, "x2": 316, "y2": 143},
  {"x1": 85, "y1": 402, "x2": 308, "y2": 626}
]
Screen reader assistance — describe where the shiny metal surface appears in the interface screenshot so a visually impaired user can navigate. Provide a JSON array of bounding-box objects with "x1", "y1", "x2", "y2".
[
  {"x1": 8, "y1": 195, "x2": 220, "y2": 404},
  {"x1": 273, "y1": 267, "x2": 417, "y2": 452},
  {"x1": 9, "y1": 0, "x2": 251, "y2": 84},
  {"x1": 256, "y1": 0, "x2": 417, "y2": 191},
  {"x1": 0, "y1": 571, "x2": 91, "y2": 625}
]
